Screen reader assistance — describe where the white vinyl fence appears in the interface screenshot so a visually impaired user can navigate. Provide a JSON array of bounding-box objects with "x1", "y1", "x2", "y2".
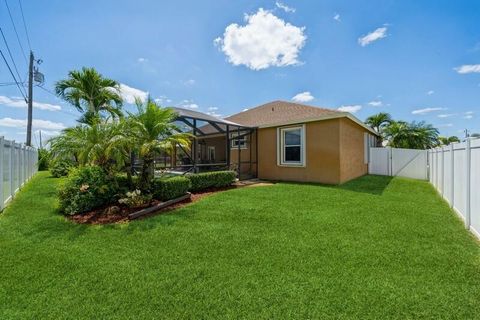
[
  {"x1": 428, "y1": 139, "x2": 480, "y2": 238},
  {"x1": 0, "y1": 137, "x2": 38, "y2": 211},
  {"x1": 369, "y1": 147, "x2": 428, "y2": 180}
]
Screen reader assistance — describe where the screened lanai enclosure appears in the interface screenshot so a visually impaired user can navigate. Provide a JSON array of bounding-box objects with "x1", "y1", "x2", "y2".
[{"x1": 145, "y1": 108, "x2": 258, "y2": 180}]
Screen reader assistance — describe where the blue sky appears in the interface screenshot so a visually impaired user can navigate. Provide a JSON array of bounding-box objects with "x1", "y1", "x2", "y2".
[{"x1": 1, "y1": 0, "x2": 479, "y2": 146}]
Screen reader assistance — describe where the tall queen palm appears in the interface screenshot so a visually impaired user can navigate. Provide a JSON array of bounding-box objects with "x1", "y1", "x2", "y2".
[
  {"x1": 55, "y1": 67, "x2": 123, "y2": 124},
  {"x1": 365, "y1": 112, "x2": 392, "y2": 146}
]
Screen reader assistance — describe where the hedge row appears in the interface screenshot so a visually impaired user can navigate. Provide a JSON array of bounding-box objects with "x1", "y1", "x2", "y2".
[
  {"x1": 58, "y1": 168, "x2": 237, "y2": 215},
  {"x1": 152, "y1": 170, "x2": 237, "y2": 199},
  {"x1": 153, "y1": 176, "x2": 191, "y2": 201},
  {"x1": 186, "y1": 171, "x2": 237, "y2": 192}
]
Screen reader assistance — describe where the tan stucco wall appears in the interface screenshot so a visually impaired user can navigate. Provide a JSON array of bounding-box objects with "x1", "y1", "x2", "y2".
[
  {"x1": 257, "y1": 119, "x2": 341, "y2": 184},
  {"x1": 256, "y1": 118, "x2": 371, "y2": 184},
  {"x1": 339, "y1": 118, "x2": 369, "y2": 183},
  {"x1": 199, "y1": 136, "x2": 226, "y2": 162}
]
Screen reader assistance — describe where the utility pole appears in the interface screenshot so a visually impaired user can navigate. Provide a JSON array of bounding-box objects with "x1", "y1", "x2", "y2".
[
  {"x1": 39, "y1": 130, "x2": 42, "y2": 149},
  {"x1": 26, "y1": 50, "x2": 34, "y2": 146}
]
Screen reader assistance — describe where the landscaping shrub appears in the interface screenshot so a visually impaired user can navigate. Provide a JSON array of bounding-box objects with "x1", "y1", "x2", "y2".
[
  {"x1": 152, "y1": 176, "x2": 191, "y2": 201},
  {"x1": 186, "y1": 171, "x2": 236, "y2": 192},
  {"x1": 116, "y1": 174, "x2": 139, "y2": 193},
  {"x1": 37, "y1": 148, "x2": 50, "y2": 171},
  {"x1": 58, "y1": 166, "x2": 115, "y2": 215},
  {"x1": 118, "y1": 189, "x2": 152, "y2": 208},
  {"x1": 50, "y1": 159, "x2": 75, "y2": 178}
]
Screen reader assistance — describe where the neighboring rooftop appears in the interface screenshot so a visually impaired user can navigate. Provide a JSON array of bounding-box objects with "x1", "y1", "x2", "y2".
[{"x1": 225, "y1": 100, "x2": 341, "y2": 127}]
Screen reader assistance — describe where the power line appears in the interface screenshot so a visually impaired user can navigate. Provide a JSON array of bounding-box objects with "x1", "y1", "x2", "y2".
[
  {"x1": 0, "y1": 81, "x2": 25, "y2": 86},
  {"x1": 36, "y1": 85, "x2": 79, "y2": 118},
  {"x1": 3, "y1": 0, "x2": 28, "y2": 65},
  {"x1": 0, "y1": 27, "x2": 27, "y2": 96},
  {"x1": 17, "y1": 0, "x2": 31, "y2": 50},
  {"x1": 0, "y1": 48, "x2": 28, "y2": 101}
]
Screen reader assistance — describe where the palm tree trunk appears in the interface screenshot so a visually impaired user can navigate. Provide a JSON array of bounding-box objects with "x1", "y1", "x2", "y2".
[{"x1": 140, "y1": 156, "x2": 154, "y2": 190}]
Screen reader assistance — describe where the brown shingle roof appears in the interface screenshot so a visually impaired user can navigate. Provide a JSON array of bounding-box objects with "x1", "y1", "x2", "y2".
[{"x1": 225, "y1": 100, "x2": 341, "y2": 127}]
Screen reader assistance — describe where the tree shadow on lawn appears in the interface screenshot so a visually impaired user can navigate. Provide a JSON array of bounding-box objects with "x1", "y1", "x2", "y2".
[
  {"x1": 279, "y1": 174, "x2": 393, "y2": 196},
  {"x1": 336, "y1": 175, "x2": 393, "y2": 195}
]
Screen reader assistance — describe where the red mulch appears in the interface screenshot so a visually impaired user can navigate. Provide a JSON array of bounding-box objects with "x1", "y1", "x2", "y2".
[{"x1": 67, "y1": 185, "x2": 239, "y2": 225}]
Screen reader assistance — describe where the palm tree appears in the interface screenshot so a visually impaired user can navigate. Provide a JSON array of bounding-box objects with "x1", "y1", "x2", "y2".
[
  {"x1": 55, "y1": 67, "x2": 123, "y2": 123},
  {"x1": 408, "y1": 121, "x2": 439, "y2": 149},
  {"x1": 383, "y1": 121, "x2": 439, "y2": 149},
  {"x1": 365, "y1": 112, "x2": 392, "y2": 133},
  {"x1": 438, "y1": 136, "x2": 460, "y2": 146},
  {"x1": 383, "y1": 121, "x2": 410, "y2": 148},
  {"x1": 127, "y1": 98, "x2": 191, "y2": 189},
  {"x1": 365, "y1": 112, "x2": 392, "y2": 146},
  {"x1": 49, "y1": 119, "x2": 127, "y2": 175}
]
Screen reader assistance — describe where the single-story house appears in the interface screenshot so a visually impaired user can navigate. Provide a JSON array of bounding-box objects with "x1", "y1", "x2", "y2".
[{"x1": 169, "y1": 101, "x2": 378, "y2": 184}]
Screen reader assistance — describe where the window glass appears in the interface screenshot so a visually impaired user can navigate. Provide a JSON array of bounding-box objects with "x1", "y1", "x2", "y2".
[
  {"x1": 285, "y1": 129, "x2": 301, "y2": 145},
  {"x1": 285, "y1": 146, "x2": 301, "y2": 162}
]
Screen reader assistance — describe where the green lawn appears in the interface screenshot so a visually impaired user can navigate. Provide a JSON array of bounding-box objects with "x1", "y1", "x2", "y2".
[{"x1": 1, "y1": 172, "x2": 480, "y2": 319}]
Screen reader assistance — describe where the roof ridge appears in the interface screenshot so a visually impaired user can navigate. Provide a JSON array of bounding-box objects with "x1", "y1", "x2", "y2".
[{"x1": 226, "y1": 100, "x2": 337, "y2": 120}]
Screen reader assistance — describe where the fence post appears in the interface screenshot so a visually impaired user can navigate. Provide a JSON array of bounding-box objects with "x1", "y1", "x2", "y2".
[
  {"x1": 441, "y1": 147, "x2": 445, "y2": 197},
  {"x1": 450, "y1": 143, "x2": 454, "y2": 208},
  {"x1": 388, "y1": 147, "x2": 392, "y2": 176},
  {"x1": 465, "y1": 139, "x2": 471, "y2": 229},
  {"x1": 435, "y1": 148, "x2": 439, "y2": 190},
  {"x1": 0, "y1": 137, "x2": 4, "y2": 211},
  {"x1": 10, "y1": 140, "x2": 14, "y2": 198}
]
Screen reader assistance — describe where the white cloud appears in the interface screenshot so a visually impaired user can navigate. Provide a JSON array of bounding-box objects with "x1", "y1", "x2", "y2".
[
  {"x1": 214, "y1": 8, "x2": 306, "y2": 70},
  {"x1": 411, "y1": 107, "x2": 446, "y2": 115},
  {"x1": 358, "y1": 27, "x2": 388, "y2": 47},
  {"x1": 454, "y1": 64, "x2": 480, "y2": 74},
  {"x1": 438, "y1": 113, "x2": 456, "y2": 118},
  {"x1": 464, "y1": 111, "x2": 474, "y2": 119},
  {"x1": 0, "y1": 95, "x2": 61, "y2": 111},
  {"x1": 292, "y1": 91, "x2": 314, "y2": 103},
  {"x1": 427, "y1": 90, "x2": 435, "y2": 95},
  {"x1": 119, "y1": 83, "x2": 148, "y2": 104},
  {"x1": 0, "y1": 117, "x2": 66, "y2": 130},
  {"x1": 137, "y1": 57, "x2": 147, "y2": 63},
  {"x1": 183, "y1": 79, "x2": 196, "y2": 86},
  {"x1": 208, "y1": 107, "x2": 219, "y2": 111},
  {"x1": 437, "y1": 123, "x2": 453, "y2": 128},
  {"x1": 275, "y1": 1, "x2": 295, "y2": 13},
  {"x1": 333, "y1": 13, "x2": 341, "y2": 22},
  {"x1": 243, "y1": 108, "x2": 249, "y2": 112},
  {"x1": 179, "y1": 100, "x2": 199, "y2": 109},
  {"x1": 368, "y1": 100, "x2": 383, "y2": 107},
  {"x1": 206, "y1": 111, "x2": 223, "y2": 118},
  {"x1": 337, "y1": 105, "x2": 362, "y2": 113}
]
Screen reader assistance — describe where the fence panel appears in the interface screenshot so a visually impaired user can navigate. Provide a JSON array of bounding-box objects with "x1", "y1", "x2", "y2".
[
  {"x1": 0, "y1": 137, "x2": 38, "y2": 211},
  {"x1": 392, "y1": 148, "x2": 427, "y2": 180},
  {"x1": 470, "y1": 139, "x2": 480, "y2": 237},
  {"x1": 368, "y1": 147, "x2": 427, "y2": 180},
  {"x1": 427, "y1": 138, "x2": 480, "y2": 239},
  {"x1": 368, "y1": 148, "x2": 390, "y2": 176}
]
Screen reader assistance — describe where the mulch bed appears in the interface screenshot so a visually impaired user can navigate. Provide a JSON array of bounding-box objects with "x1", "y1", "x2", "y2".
[{"x1": 67, "y1": 185, "x2": 239, "y2": 225}]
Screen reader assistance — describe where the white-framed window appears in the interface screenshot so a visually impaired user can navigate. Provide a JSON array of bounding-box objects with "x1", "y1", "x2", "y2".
[
  {"x1": 208, "y1": 146, "x2": 216, "y2": 161},
  {"x1": 230, "y1": 134, "x2": 248, "y2": 149},
  {"x1": 277, "y1": 125, "x2": 306, "y2": 166}
]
